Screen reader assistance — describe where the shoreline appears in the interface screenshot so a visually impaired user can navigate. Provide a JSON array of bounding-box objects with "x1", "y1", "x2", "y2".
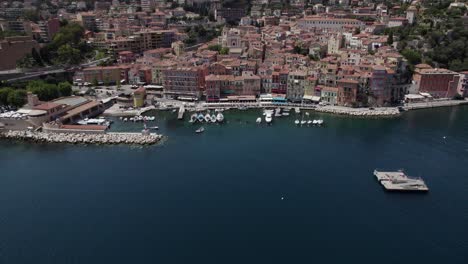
[
  {"x1": 0, "y1": 130, "x2": 162, "y2": 146},
  {"x1": 103, "y1": 99, "x2": 468, "y2": 118}
]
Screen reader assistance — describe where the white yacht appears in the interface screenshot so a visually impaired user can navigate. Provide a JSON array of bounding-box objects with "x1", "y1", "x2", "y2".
[
  {"x1": 307, "y1": 120, "x2": 313, "y2": 125},
  {"x1": 317, "y1": 119, "x2": 324, "y2": 126},
  {"x1": 256, "y1": 117, "x2": 262, "y2": 124},
  {"x1": 197, "y1": 113, "x2": 205, "y2": 122},
  {"x1": 190, "y1": 113, "x2": 197, "y2": 123},
  {"x1": 312, "y1": 120, "x2": 318, "y2": 125},
  {"x1": 374, "y1": 170, "x2": 429, "y2": 192},
  {"x1": 216, "y1": 113, "x2": 224, "y2": 122},
  {"x1": 295, "y1": 120, "x2": 300, "y2": 125},
  {"x1": 211, "y1": 114, "x2": 217, "y2": 123},
  {"x1": 204, "y1": 113, "x2": 211, "y2": 122}
]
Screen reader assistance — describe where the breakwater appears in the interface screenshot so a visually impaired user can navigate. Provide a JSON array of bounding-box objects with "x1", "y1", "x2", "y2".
[
  {"x1": 315, "y1": 106, "x2": 400, "y2": 116},
  {"x1": 0, "y1": 130, "x2": 162, "y2": 145}
]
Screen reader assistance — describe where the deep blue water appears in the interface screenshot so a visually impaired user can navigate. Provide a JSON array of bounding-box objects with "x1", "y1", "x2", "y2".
[{"x1": 1, "y1": 106, "x2": 468, "y2": 264}]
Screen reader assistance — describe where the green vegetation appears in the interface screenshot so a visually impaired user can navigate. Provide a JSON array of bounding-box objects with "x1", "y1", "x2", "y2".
[
  {"x1": 37, "y1": 22, "x2": 93, "y2": 66},
  {"x1": 26, "y1": 80, "x2": 72, "y2": 101},
  {"x1": 0, "y1": 29, "x2": 27, "y2": 40},
  {"x1": 389, "y1": 1, "x2": 468, "y2": 71},
  {"x1": 0, "y1": 88, "x2": 27, "y2": 107},
  {"x1": 220, "y1": 47, "x2": 229, "y2": 55}
]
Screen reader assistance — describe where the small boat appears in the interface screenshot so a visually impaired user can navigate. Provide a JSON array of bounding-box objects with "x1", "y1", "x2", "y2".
[
  {"x1": 149, "y1": 126, "x2": 159, "y2": 130},
  {"x1": 239, "y1": 106, "x2": 248, "y2": 111},
  {"x1": 190, "y1": 113, "x2": 197, "y2": 123},
  {"x1": 275, "y1": 108, "x2": 281, "y2": 117},
  {"x1": 216, "y1": 113, "x2": 224, "y2": 122},
  {"x1": 197, "y1": 113, "x2": 205, "y2": 122},
  {"x1": 172, "y1": 109, "x2": 177, "y2": 113},
  {"x1": 123, "y1": 118, "x2": 128, "y2": 122},
  {"x1": 300, "y1": 120, "x2": 307, "y2": 125},
  {"x1": 294, "y1": 107, "x2": 300, "y2": 114},
  {"x1": 204, "y1": 113, "x2": 211, "y2": 122},
  {"x1": 119, "y1": 117, "x2": 123, "y2": 120},
  {"x1": 307, "y1": 120, "x2": 313, "y2": 125},
  {"x1": 256, "y1": 117, "x2": 262, "y2": 124},
  {"x1": 195, "y1": 127, "x2": 204, "y2": 133},
  {"x1": 265, "y1": 113, "x2": 272, "y2": 123},
  {"x1": 305, "y1": 112, "x2": 310, "y2": 116},
  {"x1": 312, "y1": 120, "x2": 318, "y2": 125},
  {"x1": 211, "y1": 114, "x2": 217, "y2": 123},
  {"x1": 295, "y1": 120, "x2": 300, "y2": 125},
  {"x1": 282, "y1": 112, "x2": 290, "y2": 116},
  {"x1": 317, "y1": 119, "x2": 324, "y2": 126}
]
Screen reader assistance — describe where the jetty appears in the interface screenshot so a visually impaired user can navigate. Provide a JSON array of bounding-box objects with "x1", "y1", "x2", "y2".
[
  {"x1": 374, "y1": 169, "x2": 429, "y2": 192},
  {"x1": 178, "y1": 105, "x2": 185, "y2": 120},
  {"x1": 0, "y1": 130, "x2": 162, "y2": 145}
]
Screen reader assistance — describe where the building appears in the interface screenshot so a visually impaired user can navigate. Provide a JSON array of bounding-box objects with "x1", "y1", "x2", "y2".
[
  {"x1": 38, "y1": 18, "x2": 60, "y2": 42},
  {"x1": 320, "y1": 86, "x2": 339, "y2": 105},
  {"x1": 412, "y1": 67, "x2": 461, "y2": 98},
  {"x1": 77, "y1": 12, "x2": 97, "y2": 31},
  {"x1": 369, "y1": 66, "x2": 392, "y2": 106},
  {"x1": 458, "y1": 71, "x2": 468, "y2": 97},
  {"x1": 337, "y1": 79, "x2": 359, "y2": 106},
  {"x1": 75, "y1": 65, "x2": 132, "y2": 84},
  {"x1": 133, "y1": 87, "x2": 147, "y2": 107},
  {"x1": 0, "y1": 36, "x2": 40, "y2": 70},
  {"x1": 215, "y1": 8, "x2": 245, "y2": 22},
  {"x1": 162, "y1": 66, "x2": 207, "y2": 100},
  {"x1": 297, "y1": 17, "x2": 364, "y2": 30},
  {"x1": 327, "y1": 34, "x2": 343, "y2": 55},
  {"x1": 205, "y1": 73, "x2": 261, "y2": 102},
  {"x1": 286, "y1": 71, "x2": 309, "y2": 102}
]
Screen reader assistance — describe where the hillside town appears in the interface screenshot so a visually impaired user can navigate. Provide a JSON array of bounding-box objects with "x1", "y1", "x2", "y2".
[{"x1": 1, "y1": 0, "x2": 468, "y2": 139}]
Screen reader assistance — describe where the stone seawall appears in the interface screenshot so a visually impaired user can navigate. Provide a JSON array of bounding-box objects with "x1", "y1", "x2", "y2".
[
  {"x1": 315, "y1": 106, "x2": 400, "y2": 117},
  {"x1": 0, "y1": 130, "x2": 162, "y2": 145}
]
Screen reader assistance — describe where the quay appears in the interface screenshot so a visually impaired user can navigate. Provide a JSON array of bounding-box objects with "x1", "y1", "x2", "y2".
[
  {"x1": 0, "y1": 130, "x2": 162, "y2": 145},
  {"x1": 198, "y1": 102, "x2": 400, "y2": 117},
  {"x1": 177, "y1": 105, "x2": 185, "y2": 120},
  {"x1": 373, "y1": 170, "x2": 429, "y2": 192}
]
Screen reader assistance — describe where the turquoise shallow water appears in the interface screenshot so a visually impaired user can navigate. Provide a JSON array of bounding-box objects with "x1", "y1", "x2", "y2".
[{"x1": 1, "y1": 106, "x2": 468, "y2": 263}]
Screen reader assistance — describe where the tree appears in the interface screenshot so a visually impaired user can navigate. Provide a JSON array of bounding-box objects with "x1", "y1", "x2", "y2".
[
  {"x1": 208, "y1": 44, "x2": 222, "y2": 52},
  {"x1": 220, "y1": 47, "x2": 229, "y2": 55},
  {"x1": 387, "y1": 31, "x2": 394, "y2": 45},
  {"x1": 56, "y1": 44, "x2": 81, "y2": 65},
  {"x1": 0, "y1": 87, "x2": 14, "y2": 105},
  {"x1": 57, "y1": 82, "x2": 72, "y2": 97},
  {"x1": 7, "y1": 90, "x2": 27, "y2": 107},
  {"x1": 31, "y1": 48, "x2": 44, "y2": 66},
  {"x1": 401, "y1": 49, "x2": 422, "y2": 65}
]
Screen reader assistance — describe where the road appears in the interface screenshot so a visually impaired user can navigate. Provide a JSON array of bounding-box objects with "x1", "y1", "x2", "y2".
[{"x1": 4, "y1": 57, "x2": 110, "y2": 82}]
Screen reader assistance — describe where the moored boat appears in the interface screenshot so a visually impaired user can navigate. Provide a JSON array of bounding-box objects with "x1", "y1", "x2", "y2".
[
  {"x1": 216, "y1": 113, "x2": 224, "y2": 122},
  {"x1": 195, "y1": 127, "x2": 205, "y2": 133},
  {"x1": 256, "y1": 117, "x2": 262, "y2": 124},
  {"x1": 295, "y1": 120, "x2": 300, "y2": 125},
  {"x1": 197, "y1": 113, "x2": 205, "y2": 122},
  {"x1": 211, "y1": 114, "x2": 217, "y2": 123}
]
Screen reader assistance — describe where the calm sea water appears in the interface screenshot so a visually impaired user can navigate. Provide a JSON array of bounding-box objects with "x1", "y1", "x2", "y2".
[{"x1": 1, "y1": 106, "x2": 468, "y2": 264}]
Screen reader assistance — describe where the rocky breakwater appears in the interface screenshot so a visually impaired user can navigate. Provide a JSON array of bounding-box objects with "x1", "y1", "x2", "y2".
[
  {"x1": 0, "y1": 130, "x2": 162, "y2": 145},
  {"x1": 316, "y1": 106, "x2": 400, "y2": 117}
]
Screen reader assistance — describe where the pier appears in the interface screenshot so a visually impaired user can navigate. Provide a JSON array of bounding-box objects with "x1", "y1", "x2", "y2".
[{"x1": 178, "y1": 105, "x2": 185, "y2": 120}]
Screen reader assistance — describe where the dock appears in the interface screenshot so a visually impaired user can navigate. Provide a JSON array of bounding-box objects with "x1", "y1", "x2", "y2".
[
  {"x1": 373, "y1": 169, "x2": 429, "y2": 192},
  {"x1": 178, "y1": 105, "x2": 185, "y2": 120}
]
